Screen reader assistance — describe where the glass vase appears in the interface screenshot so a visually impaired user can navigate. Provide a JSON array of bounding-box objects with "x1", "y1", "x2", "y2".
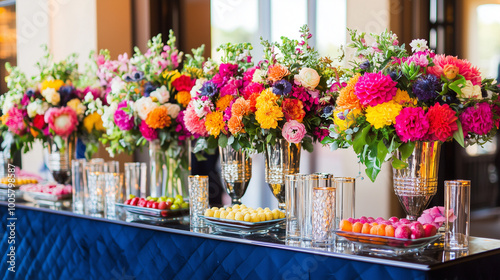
[
  {"x1": 149, "y1": 140, "x2": 189, "y2": 198},
  {"x1": 393, "y1": 141, "x2": 441, "y2": 221},
  {"x1": 46, "y1": 136, "x2": 75, "y2": 184},
  {"x1": 264, "y1": 138, "x2": 301, "y2": 210},
  {"x1": 219, "y1": 146, "x2": 252, "y2": 205}
]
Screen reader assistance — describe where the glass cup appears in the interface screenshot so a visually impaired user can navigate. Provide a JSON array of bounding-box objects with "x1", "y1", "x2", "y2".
[
  {"x1": 71, "y1": 159, "x2": 87, "y2": 214},
  {"x1": 86, "y1": 171, "x2": 105, "y2": 216},
  {"x1": 124, "y1": 162, "x2": 148, "y2": 199},
  {"x1": 188, "y1": 175, "x2": 209, "y2": 228},
  {"x1": 334, "y1": 177, "x2": 355, "y2": 227},
  {"x1": 445, "y1": 180, "x2": 471, "y2": 250},
  {"x1": 311, "y1": 174, "x2": 335, "y2": 247},
  {"x1": 104, "y1": 161, "x2": 120, "y2": 173},
  {"x1": 285, "y1": 174, "x2": 308, "y2": 241},
  {"x1": 104, "y1": 172, "x2": 124, "y2": 219}
]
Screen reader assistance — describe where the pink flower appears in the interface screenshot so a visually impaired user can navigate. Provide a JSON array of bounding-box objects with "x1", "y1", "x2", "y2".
[
  {"x1": 417, "y1": 206, "x2": 456, "y2": 228},
  {"x1": 183, "y1": 102, "x2": 208, "y2": 137},
  {"x1": 114, "y1": 101, "x2": 134, "y2": 131},
  {"x1": 405, "y1": 52, "x2": 430, "y2": 67},
  {"x1": 220, "y1": 78, "x2": 243, "y2": 97},
  {"x1": 354, "y1": 72, "x2": 398, "y2": 107},
  {"x1": 5, "y1": 107, "x2": 27, "y2": 135},
  {"x1": 289, "y1": 85, "x2": 318, "y2": 111},
  {"x1": 44, "y1": 107, "x2": 78, "y2": 138},
  {"x1": 282, "y1": 120, "x2": 306, "y2": 144},
  {"x1": 139, "y1": 120, "x2": 158, "y2": 141},
  {"x1": 219, "y1": 63, "x2": 238, "y2": 77},
  {"x1": 460, "y1": 103, "x2": 494, "y2": 136},
  {"x1": 395, "y1": 107, "x2": 430, "y2": 142},
  {"x1": 242, "y1": 82, "x2": 264, "y2": 99},
  {"x1": 211, "y1": 73, "x2": 229, "y2": 88},
  {"x1": 427, "y1": 55, "x2": 482, "y2": 85},
  {"x1": 243, "y1": 67, "x2": 258, "y2": 82},
  {"x1": 426, "y1": 103, "x2": 458, "y2": 142}
]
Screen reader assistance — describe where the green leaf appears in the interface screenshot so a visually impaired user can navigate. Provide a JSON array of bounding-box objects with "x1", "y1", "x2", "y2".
[
  {"x1": 353, "y1": 125, "x2": 370, "y2": 154},
  {"x1": 227, "y1": 135, "x2": 235, "y2": 146},
  {"x1": 453, "y1": 121, "x2": 465, "y2": 147},
  {"x1": 365, "y1": 166, "x2": 380, "y2": 182},
  {"x1": 376, "y1": 140, "x2": 389, "y2": 163},
  {"x1": 194, "y1": 152, "x2": 207, "y2": 161},
  {"x1": 302, "y1": 137, "x2": 314, "y2": 153},
  {"x1": 399, "y1": 141, "x2": 415, "y2": 161},
  {"x1": 193, "y1": 138, "x2": 208, "y2": 154},
  {"x1": 391, "y1": 157, "x2": 408, "y2": 169},
  {"x1": 207, "y1": 136, "x2": 218, "y2": 150},
  {"x1": 218, "y1": 134, "x2": 228, "y2": 147},
  {"x1": 266, "y1": 133, "x2": 273, "y2": 144}
]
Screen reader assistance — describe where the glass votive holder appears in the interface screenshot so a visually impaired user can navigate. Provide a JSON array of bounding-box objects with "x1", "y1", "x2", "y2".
[
  {"x1": 445, "y1": 180, "x2": 471, "y2": 251},
  {"x1": 104, "y1": 161, "x2": 120, "y2": 173},
  {"x1": 285, "y1": 174, "x2": 308, "y2": 242},
  {"x1": 124, "y1": 162, "x2": 147, "y2": 198},
  {"x1": 86, "y1": 171, "x2": 105, "y2": 216},
  {"x1": 334, "y1": 177, "x2": 355, "y2": 227},
  {"x1": 71, "y1": 159, "x2": 87, "y2": 214},
  {"x1": 188, "y1": 175, "x2": 209, "y2": 228},
  {"x1": 104, "y1": 172, "x2": 123, "y2": 219},
  {"x1": 311, "y1": 174, "x2": 335, "y2": 247}
]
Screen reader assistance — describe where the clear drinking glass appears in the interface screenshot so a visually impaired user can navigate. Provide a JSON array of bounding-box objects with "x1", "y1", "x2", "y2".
[
  {"x1": 104, "y1": 161, "x2": 120, "y2": 173},
  {"x1": 188, "y1": 175, "x2": 209, "y2": 228},
  {"x1": 104, "y1": 172, "x2": 123, "y2": 219},
  {"x1": 311, "y1": 174, "x2": 335, "y2": 246},
  {"x1": 285, "y1": 174, "x2": 307, "y2": 241},
  {"x1": 71, "y1": 159, "x2": 87, "y2": 214},
  {"x1": 86, "y1": 171, "x2": 105, "y2": 216},
  {"x1": 124, "y1": 162, "x2": 148, "y2": 198},
  {"x1": 445, "y1": 180, "x2": 471, "y2": 250},
  {"x1": 334, "y1": 177, "x2": 355, "y2": 228}
]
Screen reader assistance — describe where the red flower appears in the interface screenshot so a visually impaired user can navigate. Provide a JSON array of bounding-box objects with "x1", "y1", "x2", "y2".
[
  {"x1": 426, "y1": 103, "x2": 458, "y2": 142},
  {"x1": 172, "y1": 75, "x2": 195, "y2": 91},
  {"x1": 282, "y1": 98, "x2": 306, "y2": 122},
  {"x1": 32, "y1": 114, "x2": 46, "y2": 130}
]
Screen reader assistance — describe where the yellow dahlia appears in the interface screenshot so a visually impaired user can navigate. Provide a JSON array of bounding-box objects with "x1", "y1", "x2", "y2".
[
  {"x1": 256, "y1": 88, "x2": 279, "y2": 108},
  {"x1": 205, "y1": 111, "x2": 225, "y2": 137},
  {"x1": 393, "y1": 89, "x2": 416, "y2": 105},
  {"x1": 255, "y1": 103, "x2": 283, "y2": 129},
  {"x1": 365, "y1": 101, "x2": 402, "y2": 129}
]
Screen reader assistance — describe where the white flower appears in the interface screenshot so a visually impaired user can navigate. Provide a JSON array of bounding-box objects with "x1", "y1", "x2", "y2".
[
  {"x1": 41, "y1": 88, "x2": 60, "y2": 106},
  {"x1": 459, "y1": 80, "x2": 482, "y2": 100},
  {"x1": 110, "y1": 77, "x2": 126, "y2": 95},
  {"x1": 26, "y1": 100, "x2": 49, "y2": 118},
  {"x1": 410, "y1": 39, "x2": 428, "y2": 53},
  {"x1": 294, "y1": 68, "x2": 321, "y2": 90},
  {"x1": 102, "y1": 102, "x2": 118, "y2": 130},
  {"x1": 163, "y1": 103, "x2": 181, "y2": 119},
  {"x1": 134, "y1": 97, "x2": 158, "y2": 120},
  {"x1": 252, "y1": 69, "x2": 265, "y2": 83},
  {"x1": 106, "y1": 94, "x2": 113, "y2": 105},
  {"x1": 84, "y1": 92, "x2": 94, "y2": 103},
  {"x1": 1, "y1": 92, "x2": 23, "y2": 114},
  {"x1": 193, "y1": 98, "x2": 212, "y2": 118},
  {"x1": 150, "y1": 85, "x2": 170, "y2": 104},
  {"x1": 190, "y1": 78, "x2": 207, "y2": 97}
]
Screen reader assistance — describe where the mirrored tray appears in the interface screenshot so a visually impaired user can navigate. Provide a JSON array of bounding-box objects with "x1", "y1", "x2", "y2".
[
  {"x1": 116, "y1": 203, "x2": 189, "y2": 218},
  {"x1": 202, "y1": 216, "x2": 285, "y2": 234},
  {"x1": 335, "y1": 230, "x2": 441, "y2": 253},
  {"x1": 23, "y1": 191, "x2": 72, "y2": 202}
]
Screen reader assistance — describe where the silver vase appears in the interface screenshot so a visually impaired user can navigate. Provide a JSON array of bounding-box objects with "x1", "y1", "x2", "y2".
[
  {"x1": 393, "y1": 141, "x2": 441, "y2": 221},
  {"x1": 265, "y1": 139, "x2": 301, "y2": 210},
  {"x1": 46, "y1": 137, "x2": 75, "y2": 184},
  {"x1": 219, "y1": 146, "x2": 252, "y2": 205}
]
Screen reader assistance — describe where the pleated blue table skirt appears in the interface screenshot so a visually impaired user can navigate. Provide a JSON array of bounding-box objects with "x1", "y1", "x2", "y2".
[{"x1": 0, "y1": 205, "x2": 497, "y2": 280}]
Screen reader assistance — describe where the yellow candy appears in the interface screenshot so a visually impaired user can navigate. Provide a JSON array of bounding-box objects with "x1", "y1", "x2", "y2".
[
  {"x1": 226, "y1": 207, "x2": 232, "y2": 212},
  {"x1": 235, "y1": 212, "x2": 244, "y2": 221},
  {"x1": 244, "y1": 213, "x2": 251, "y2": 222},
  {"x1": 232, "y1": 204, "x2": 240, "y2": 210},
  {"x1": 264, "y1": 207, "x2": 271, "y2": 212},
  {"x1": 279, "y1": 211, "x2": 285, "y2": 219},
  {"x1": 258, "y1": 213, "x2": 267, "y2": 222},
  {"x1": 240, "y1": 204, "x2": 247, "y2": 209},
  {"x1": 265, "y1": 212, "x2": 273, "y2": 221},
  {"x1": 211, "y1": 207, "x2": 219, "y2": 211},
  {"x1": 256, "y1": 207, "x2": 263, "y2": 211},
  {"x1": 204, "y1": 209, "x2": 214, "y2": 217},
  {"x1": 251, "y1": 213, "x2": 260, "y2": 223},
  {"x1": 226, "y1": 212, "x2": 235, "y2": 220},
  {"x1": 220, "y1": 210, "x2": 228, "y2": 219},
  {"x1": 272, "y1": 209, "x2": 281, "y2": 220},
  {"x1": 214, "y1": 210, "x2": 221, "y2": 218}
]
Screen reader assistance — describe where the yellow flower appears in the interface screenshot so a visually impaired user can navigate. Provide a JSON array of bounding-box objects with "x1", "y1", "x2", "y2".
[
  {"x1": 393, "y1": 89, "x2": 416, "y2": 105},
  {"x1": 175, "y1": 91, "x2": 191, "y2": 107},
  {"x1": 0, "y1": 113, "x2": 8, "y2": 125},
  {"x1": 41, "y1": 88, "x2": 60, "y2": 106},
  {"x1": 83, "y1": 112, "x2": 105, "y2": 133},
  {"x1": 216, "y1": 95, "x2": 234, "y2": 112},
  {"x1": 333, "y1": 108, "x2": 361, "y2": 132},
  {"x1": 365, "y1": 101, "x2": 402, "y2": 129},
  {"x1": 41, "y1": 79, "x2": 64, "y2": 91},
  {"x1": 205, "y1": 111, "x2": 225, "y2": 137},
  {"x1": 67, "y1": 98, "x2": 86, "y2": 117},
  {"x1": 255, "y1": 103, "x2": 283, "y2": 129},
  {"x1": 164, "y1": 70, "x2": 181, "y2": 81},
  {"x1": 256, "y1": 88, "x2": 279, "y2": 108}
]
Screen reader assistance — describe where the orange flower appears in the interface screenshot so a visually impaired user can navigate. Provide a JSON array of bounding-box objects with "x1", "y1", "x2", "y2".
[
  {"x1": 228, "y1": 115, "x2": 245, "y2": 135},
  {"x1": 231, "y1": 97, "x2": 251, "y2": 117},
  {"x1": 247, "y1": 92, "x2": 259, "y2": 112},
  {"x1": 282, "y1": 98, "x2": 305, "y2": 122},
  {"x1": 176, "y1": 91, "x2": 191, "y2": 107},
  {"x1": 337, "y1": 73, "x2": 362, "y2": 111},
  {"x1": 443, "y1": 64, "x2": 459, "y2": 80},
  {"x1": 0, "y1": 113, "x2": 8, "y2": 125},
  {"x1": 145, "y1": 106, "x2": 171, "y2": 129},
  {"x1": 216, "y1": 95, "x2": 234, "y2": 111},
  {"x1": 30, "y1": 127, "x2": 39, "y2": 137},
  {"x1": 205, "y1": 111, "x2": 225, "y2": 137},
  {"x1": 267, "y1": 64, "x2": 290, "y2": 83}
]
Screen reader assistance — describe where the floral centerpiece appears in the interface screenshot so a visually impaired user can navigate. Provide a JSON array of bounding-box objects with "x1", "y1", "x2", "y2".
[{"x1": 322, "y1": 29, "x2": 500, "y2": 182}]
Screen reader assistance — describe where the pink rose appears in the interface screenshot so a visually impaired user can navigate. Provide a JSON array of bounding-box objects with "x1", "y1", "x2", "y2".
[
  {"x1": 282, "y1": 120, "x2": 306, "y2": 144},
  {"x1": 294, "y1": 68, "x2": 320, "y2": 90}
]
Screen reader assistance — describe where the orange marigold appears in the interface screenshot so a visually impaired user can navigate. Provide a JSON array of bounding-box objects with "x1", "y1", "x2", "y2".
[
  {"x1": 145, "y1": 106, "x2": 171, "y2": 129},
  {"x1": 216, "y1": 95, "x2": 234, "y2": 111},
  {"x1": 393, "y1": 89, "x2": 417, "y2": 106},
  {"x1": 337, "y1": 73, "x2": 361, "y2": 111},
  {"x1": 247, "y1": 92, "x2": 259, "y2": 112},
  {"x1": 228, "y1": 115, "x2": 245, "y2": 135},
  {"x1": 205, "y1": 111, "x2": 226, "y2": 137},
  {"x1": 267, "y1": 64, "x2": 290, "y2": 83},
  {"x1": 231, "y1": 97, "x2": 251, "y2": 117},
  {"x1": 176, "y1": 91, "x2": 191, "y2": 107}
]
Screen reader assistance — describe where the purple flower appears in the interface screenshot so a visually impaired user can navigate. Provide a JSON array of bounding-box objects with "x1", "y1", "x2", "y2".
[
  {"x1": 143, "y1": 82, "x2": 158, "y2": 97},
  {"x1": 113, "y1": 101, "x2": 134, "y2": 131},
  {"x1": 412, "y1": 74, "x2": 441, "y2": 102},
  {"x1": 322, "y1": 105, "x2": 334, "y2": 118},
  {"x1": 272, "y1": 80, "x2": 292, "y2": 95},
  {"x1": 58, "y1": 85, "x2": 76, "y2": 106},
  {"x1": 200, "y1": 81, "x2": 218, "y2": 97}
]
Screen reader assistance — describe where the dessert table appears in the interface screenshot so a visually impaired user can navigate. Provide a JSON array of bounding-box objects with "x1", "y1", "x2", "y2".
[{"x1": 1, "y1": 201, "x2": 500, "y2": 279}]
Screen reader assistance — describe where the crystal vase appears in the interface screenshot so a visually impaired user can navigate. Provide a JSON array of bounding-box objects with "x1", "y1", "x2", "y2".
[
  {"x1": 265, "y1": 139, "x2": 301, "y2": 210},
  {"x1": 219, "y1": 146, "x2": 252, "y2": 205},
  {"x1": 393, "y1": 141, "x2": 441, "y2": 221},
  {"x1": 149, "y1": 140, "x2": 189, "y2": 198},
  {"x1": 46, "y1": 136, "x2": 75, "y2": 184}
]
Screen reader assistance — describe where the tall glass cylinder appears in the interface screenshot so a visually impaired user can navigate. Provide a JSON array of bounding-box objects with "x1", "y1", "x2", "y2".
[
  {"x1": 189, "y1": 175, "x2": 209, "y2": 228},
  {"x1": 219, "y1": 146, "x2": 252, "y2": 205},
  {"x1": 124, "y1": 162, "x2": 147, "y2": 198},
  {"x1": 265, "y1": 139, "x2": 301, "y2": 210},
  {"x1": 445, "y1": 180, "x2": 471, "y2": 251},
  {"x1": 104, "y1": 172, "x2": 123, "y2": 219},
  {"x1": 86, "y1": 171, "x2": 105, "y2": 216},
  {"x1": 285, "y1": 174, "x2": 307, "y2": 240},
  {"x1": 312, "y1": 181, "x2": 336, "y2": 246},
  {"x1": 71, "y1": 159, "x2": 87, "y2": 214},
  {"x1": 334, "y1": 177, "x2": 355, "y2": 227}
]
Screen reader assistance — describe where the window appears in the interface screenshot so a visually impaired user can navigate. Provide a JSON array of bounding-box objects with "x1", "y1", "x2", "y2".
[{"x1": 0, "y1": 0, "x2": 16, "y2": 96}]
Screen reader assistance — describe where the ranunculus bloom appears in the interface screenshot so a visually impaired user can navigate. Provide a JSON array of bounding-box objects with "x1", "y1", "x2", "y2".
[
  {"x1": 163, "y1": 103, "x2": 181, "y2": 119},
  {"x1": 134, "y1": 97, "x2": 158, "y2": 120},
  {"x1": 443, "y1": 64, "x2": 459, "y2": 80},
  {"x1": 32, "y1": 114, "x2": 46, "y2": 130},
  {"x1": 459, "y1": 80, "x2": 482, "y2": 100},
  {"x1": 426, "y1": 103, "x2": 458, "y2": 142},
  {"x1": 44, "y1": 107, "x2": 78, "y2": 138},
  {"x1": 354, "y1": 72, "x2": 397, "y2": 107},
  {"x1": 114, "y1": 101, "x2": 134, "y2": 131},
  {"x1": 139, "y1": 120, "x2": 158, "y2": 141},
  {"x1": 395, "y1": 107, "x2": 430, "y2": 142},
  {"x1": 150, "y1": 85, "x2": 170, "y2": 104},
  {"x1": 460, "y1": 102, "x2": 494, "y2": 136},
  {"x1": 282, "y1": 120, "x2": 306, "y2": 144},
  {"x1": 294, "y1": 68, "x2": 321, "y2": 90},
  {"x1": 267, "y1": 64, "x2": 290, "y2": 83}
]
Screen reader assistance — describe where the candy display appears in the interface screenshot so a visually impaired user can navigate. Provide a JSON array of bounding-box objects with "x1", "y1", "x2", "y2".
[
  {"x1": 338, "y1": 216, "x2": 437, "y2": 239},
  {"x1": 203, "y1": 204, "x2": 285, "y2": 223}
]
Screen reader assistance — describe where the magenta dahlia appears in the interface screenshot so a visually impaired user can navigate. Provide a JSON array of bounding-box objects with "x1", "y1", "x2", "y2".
[
  {"x1": 354, "y1": 72, "x2": 398, "y2": 107},
  {"x1": 395, "y1": 107, "x2": 430, "y2": 142},
  {"x1": 459, "y1": 103, "x2": 494, "y2": 136}
]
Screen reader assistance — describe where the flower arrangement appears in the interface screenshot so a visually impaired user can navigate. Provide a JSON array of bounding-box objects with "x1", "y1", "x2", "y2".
[
  {"x1": 99, "y1": 31, "x2": 197, "y2": 156},
  {"x1": 322, "y1": 29, "x2": 500, "y2": 181},
  {"x1": 0, "y1": 46, "x2": 104, "y2": 157}
]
